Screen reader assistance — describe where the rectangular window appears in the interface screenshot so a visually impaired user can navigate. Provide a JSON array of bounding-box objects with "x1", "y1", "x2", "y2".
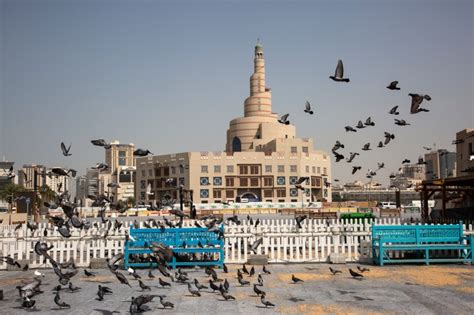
[
  {"x1": 291, "y1": 146, "x2": 297, "y2": 153},
  {"x1": 277, "y1": 189, "x2": 286, "y2": 198},
  {"x1": 157, "y1": 179, "x2": 163, "y2": 188},
  {"x1": 250, "y1": 165, "x2": 259, "y2": 175},
  {"x1": 148, "y1": 169, "x2": 153, "y2": 177},
  {"x1": 141, "y1": 170, "x2": 146, "y2": 177},
  {"x1": 263, "y1": 177, "x2": 273, "y2": 187},
  {"x1": 264, "y1": 189, "x2": 273, "y2": 197},
  {"x1": 156, "y1": 168, "x2": 162, "y2": 177},
  {"x1": 226, "y1": 190, "x2": 235, "y2": 198},
  {"x1": 163, "y1": 167, "x2": 170, "y2": 176},
  {"x1": 140, "y1": 180, "x2": 146, "y2": 189},
  {"x1": 213, "y1": 189, "x2": 222, "y2": 198},
  {"x1": 118, "y1": 151, "x2": 126, "y2": 166},
  {"x1": 265, "y1": 165, "x2": 272, "y2": 173},
  {"x1": 201, "y1": 165, "x2": 208, "y2": 173},
  {"x1": 227, "y1": 165, "x2": 234, "y2": 173},
  {"x1": 179, "y1": 165, "x2": 185, "y2": 174},
  {"x1": 305, "y1": 165, "x2": 310, "y2": 173},
  {"x1": 179, "y1": 177, "x2": 185, "y2": 186},
  {"x1": 240, "y1": 178, "x2": 248, "y2": 186},
  {"x1": 311, "y1": 176, "x2": 321, "y2": 187},
  {"x1": 239, "y1": 165, "x2": 248, "y2": 174},
  {"x1": 214, "y1": 165, "x2": 221, "y2": 173},
  {"x1": 317, "y1": 167, "x2": 321, "y2": 174},
  {"x1": 250, "y1": 178, "x2": 259, "y2": 187},
  {"x1": 302, "y1": 147, "x2": 308, "y2": 153},
  {"x1": 278, "y1": 165, "x2": 284, "y2": 173},
  {"x1": 171, "y1": 166, "x2": 176, "y2": 175},
  {"x1": 312, "y1": 166, "x2": 316, "y2": 174},
  {"x1": 323, "y1": 167, "x2": 327, "y2": 175},
  {"x1": 225, "y1": 177, "x2": 234, "y2": 187},
  {"x1": 290, "y1": 165, "x2": 297, "y2": 173}
]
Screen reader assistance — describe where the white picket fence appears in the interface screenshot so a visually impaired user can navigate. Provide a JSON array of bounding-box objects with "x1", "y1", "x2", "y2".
[{"x1": 0, "y1": 218, "x2": 472, "y2": 269}]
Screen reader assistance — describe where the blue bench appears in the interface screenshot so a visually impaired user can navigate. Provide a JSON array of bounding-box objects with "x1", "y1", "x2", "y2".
[
  {"x1": 372, "y1": 222, "x2": 474, "y2": 266},
  {"x1": 124, "y1": 225, "x2": 224, "y2": 269}
]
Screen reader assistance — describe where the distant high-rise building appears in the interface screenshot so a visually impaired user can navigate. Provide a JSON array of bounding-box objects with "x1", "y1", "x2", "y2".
[
  {"x1": 45, "y1": 169, "x2": 70, "y2": 195},
  {"x1": 105, "y1": 141, "x2": 135, "y2": 174},
  {"x1": 19, "y1": 164, "x2": 46, "y2": 190},
  {"x1": 424, "y1": 149, "x2": 456, "y2": 180},
  {"x1": 85, "y1": 168, "x2": 99, "y2": 205},
  {"x1": 455, "y1": 128, "x2": 474, "y2": 176}
]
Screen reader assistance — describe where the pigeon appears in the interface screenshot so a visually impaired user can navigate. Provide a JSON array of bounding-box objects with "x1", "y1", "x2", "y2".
[
  {"x1": 254, "y1": 284, "x2": 265, "y2": 296},
  {"x1": 417, "y1": 156, "x2": 427, "y2": 165},
  {"x1": 362, "y1": 143, "x2": 371, "y2": 151},
  {"x1": 329, "y1": 267, "x2": 342, "y2": 275},
  {"x1": 238, "y1": 275, "x2": 250, "y2": 286},
  {"x1": 158, "y1": 277, "x2": 171, "y2": 287},
  {"x1": 387, "y1": 81, "x2": 400, "y2": 90},
  {"x1": 423, "y1": 146, "x2": 432, "y2": 151},
  {"x1": 249, "y1": 266, "x2": 255, "y2": 277},
  {"x1": 263, "y1": 266, "x2": 271, "y2": 274},
  {"x1": 84, "y1": 269, "x2": 95, "y2": 277},
  {"x1": 402, "y1": 159, "x2": 411, "y2": 164},
  {"x1": 332, "y1": 140, "x2": 345, "y2": 151},
  {"x1": 394, "y1": 119, "x2": 410, "y2": 126},
  {"x1": 356, "y1": 121, "x2": 366, "y2": 129},
  {"x1": 304, "y1": 101, "x2": 314, "y2": 114},
  {"x1": 114, "y1": 271, "x2": 132, "y2": 287},
  {"x1": 257, "y1": 274, "x2": 264, "y2": 286},
  {"x1": 91, "y1": 139, "x2": 110, "y2": 148},
  {"x1": 333, "y1": 151, "x2": 345, "y2": 162},
  {"x1": 60, "y1": 142, "x2": 72, "y2": 156},
  {"x1": 54, "y1": 291, "x2": 70, "y2": 308},
  {"x1": 249, "y1": 238, "x2": 263, "y2": 254},
  {"x1": 242, "y1": 264, "x2": 250, "y2": 274},
  {"x1": 209, "y1": 280, "x2": 220, "y2": 292},
  {"x1": 409, "y1": 93, "x2": 431, "y2": 113},
  {"x1": 97, "y1": 286, "x2": 105, "y2": 301},
  {"x1": 223, "y1": 278, "x2": 230, "y2": 291},
  {"x1": 221, "y1": 291, "x2": 236, "y2": 300},
  {"x1": 377, "y1": 162, "x2": 385, "y2": 169},
  {"x1": 364, "y1": 117, "x2": 375, "y2": 127},
  {"x1": 346, "y1": 152, "x2": 359, "y2": 163},
  {"x1": 329, "y1": 59, "x2": 350, "y2": 82},
  {"x1": 130, "y1": 295, "x2": 155, "y2": 313},
  {"x1": 148, "y1": 269, "x2": 155, "y2": 279},
  {"x1": 389, "y1": 106, "x2": 400, "y2": 115},
  {"x1": 295, "y1": 215, "x2": 307, "y2": 229},
  {"x1": 134, "y1": 149, "x2": 153, "y2": 157},
  {"x1": 187, "y1": 283, "x2": 201, "y2": 297},
  {"x1": 345, "y1": 126, "x2": 357, "y2": 132},
  {"x1": 349, "y1": 269, "x2": 364, "y2": 278},
  {"x1": 291, "y1": 274, "x2": 304, "y2": 283},
  {"x1": 0, "y1": 256, "x2": 22, "y2": 268},
  {"x1": 194, "y1": 279, "x2": 208, "y2": 291},
  {"x1": 68, "y1": 282, "x2": 80, "y2": 292},
  {"x1": 384, "y1": 132, "x2": 395, "y2": 145},
  {"x1": 128, "y1": 267, "x2": 141, "y2": 280},
  {"x1": 261, "y1": 292, "x2": 275, "y2": 307},
  {"x1": 158, "y1": 296, "x2": 174, "y2": 309},
  {"x1": 278, "y1": 113, "x2": 290, "y2": 125},
  {"x1": 357, "y1": 266, "x2": 370, "y2": 273},
  {"x1": 352, "y1": 166, "x2": 362, "y2": 175},
  {"x1": 94, "y1": 163, "x2": 109, "y2": 172},
  {"x1": 223, "y1": 264, "x2": 228, "y2": 273},
  {"x1": 22, "y1": 297, "x2": 36, "y2": 309},
  {"x1": 138, "y1": 280, "x2": 151, "y2": 291}
]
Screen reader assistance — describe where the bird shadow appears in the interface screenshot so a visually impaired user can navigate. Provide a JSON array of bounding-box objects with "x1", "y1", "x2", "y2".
[
  {"x1": 256, "y1": 305, "x2": 274, "y2": 309},
  {"x1": 50, "y1": 307, "x2": 71, "y2": 311},
  {"x1": 350, "y1": 277, "x2": 364, "y2": 281},
  {"x1": 11, "y1": 306, "x2": 41, "y2": 312},
  {"x1": 353, "y1": 296, "x2": 374, "y2": 301}
]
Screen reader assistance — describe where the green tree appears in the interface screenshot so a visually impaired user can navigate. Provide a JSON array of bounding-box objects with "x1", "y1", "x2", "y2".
[
  {"x1": 126, "y1": 196, "x2": 136, "y2": 207},
  {"x1": 0, "y1": 183, "x2": 26, "y2": 203}
]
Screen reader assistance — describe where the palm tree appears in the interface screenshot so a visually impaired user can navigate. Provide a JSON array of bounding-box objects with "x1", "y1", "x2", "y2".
[{"x1": 0, "y1": 183, "x2": 26, "y2": 212}]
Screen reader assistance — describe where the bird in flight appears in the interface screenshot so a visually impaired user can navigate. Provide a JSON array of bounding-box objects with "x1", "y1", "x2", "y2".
[
  {"x1": 389, "y1": 106, "x2": 400, "y2": 115},
  {"x1": 278, "y1": 113, "x2": 290, "y2": 125},
  {"x1": 60, "y1": 142, "x2": 72, "y2": 156},
  {"x1": 394, "y1": 119, "x2": 410, "y2": 126},
  {"x1": 329, "y1": 59, "x2": 350, "y2": 82},
  {"x1": 304, "y1": 101, "x2": 314, "y2": 115},
  {"x1": 345, "y1": 126, "x2": 357, "y2": 132},
  {"x1": 333, "y1": 151, "x2": 345, "y2": 162},
  {"x1": 352, "y1": 166, "x2": 362, "y2": 174},
  {"x1": 134, "y1": 149, "x2": 153, "y2": 157},
  {"x1": 384, "y1": 132, "x2": 395, "y2": 145},
  {"x1": 362, "y1": 143, "x2": 371, "y2": 151},
  {"x1": 409, "y1": 93, "x2": 431, "y2": 114},
  {"x1": 377, "y1": 141, "x2": 385, "y2": 148},
  {"x1": 356, "y1": 121, "x2": 366, "y2": 129},
  {"x1": 386, "y1": 81, "x2": 400, "y2": 90},
  {"x1": 346, "y1": 152, "x2": 359, "y2": 163},
  {"x1": 364, "y1": 117, "x2": 375, "y2": 127}
]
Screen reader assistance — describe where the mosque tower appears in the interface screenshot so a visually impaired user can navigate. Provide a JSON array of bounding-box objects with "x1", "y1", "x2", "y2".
[{"x1": 226, "y1": 41, "x2": 296, "y2": 152}]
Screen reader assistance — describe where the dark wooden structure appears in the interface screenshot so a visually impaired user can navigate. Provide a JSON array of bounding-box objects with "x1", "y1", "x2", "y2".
[{"x1": 418, "y1": 175, "x2": 474, "y2": 221}]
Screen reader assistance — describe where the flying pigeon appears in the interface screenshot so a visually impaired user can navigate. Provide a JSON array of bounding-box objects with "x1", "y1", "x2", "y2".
[
  {"x1": 60, "y1": 142, "x2": 72, "y2": 156},
  {"x1": 345, "y1": 126, "x2": 357, "y2": 132},
  {"x1": 356, "y1": 120, "x2": 366, "y2": 129},
  {"x1": 384, "y1": 132, "x2": 395, "y2": 145},
  {"x1": 417, "y1": 156, "x2": 427, "y2": 165},
  {"x1": 91, "y1": 139, "x2": 111, "y2": 149},
  {"x1": 134, "y1": 149, "x2": 153, "y2": 157},
  {"x1": 423, "y1": 146, "x2": 432, "y2": 151},
  {"x1": 389, "y1": 106, "x2": 400, "y2": 115},
  {"x1": 332, "y1": 140, "x2": 344, "y2": 151},
  {"x1": 329, "y1": 59, "x2": 350, "y2": 82},
  {"x1": 304, "y1": 101, "x2": 314, "y2": 115},
  {"x1": 278, "y1": 113, "x2": 290, "y2": 125},
  {"x1": 386, "y1": 81, "x2": 400, "y2": 90},
  {"x1": 364, "y1": 117, "x2": 375, "y2": 127},
  {"x1": 394, "y1": 119, "x2": 410, "y2": 126},
  {"x1": 377, "y1": 141, "x2": 384, "y2": 148},
  {"x1": 409, "y1": 93, "x2": 431, "y2": 114},
  {"x1": 333, "y1": 151, "x2": 345, "y2": 162},
  {"x1": 377, "y1": 162, "x2": 385, "y2": 169},
  {"x1": 346, "y1": 152, "x2": 359, "y2": 163},
  {"x1": 352, "y1": 166, "x2": 362, "y2": 175},
  {"x1": 362, "y1": 143, "x2": 371, "y2": 151}
]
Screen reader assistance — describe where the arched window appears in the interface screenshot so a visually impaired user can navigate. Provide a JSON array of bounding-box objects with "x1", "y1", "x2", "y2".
[{"x1": 232, "y1": 137, "x2": 241, "y2": 152}]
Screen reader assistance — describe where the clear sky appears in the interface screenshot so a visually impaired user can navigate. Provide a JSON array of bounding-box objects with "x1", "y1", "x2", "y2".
[{"x1": 1, "y1": 0, "x2": 473, "y2": 185}]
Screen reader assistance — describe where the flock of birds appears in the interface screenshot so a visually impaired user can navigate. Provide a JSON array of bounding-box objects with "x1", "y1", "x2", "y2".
[{"x1": 277, "y1": 59, "x2": 439, "y2": 186}]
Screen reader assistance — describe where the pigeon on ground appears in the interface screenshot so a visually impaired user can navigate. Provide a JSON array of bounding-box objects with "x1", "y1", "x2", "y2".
[
  {"x1": 158, "y1": 277, "x2": 171, "y2": 287},
  {"x1": 409, "y1": 93, "x2": 431, "y2": 113},
  {"x1": 389, "y1": 106, "x2": 400, "y2": 115},
  {"x1": 278, "y1": 114, "x2": 290, "y2": 125},
  {"x1": 238, "y1": 275, "x2": 250, "y2": 286},
  {"x1": 387, "y1": 81, "x2": 400, "y2": 90},
  {"x1": 349, "y1": 269, "x2": 364, "y2": 279},
  {"x1": 261, "y1": 292, "x2": 276, "y2": 307},
  {"x1": 114, "y1": 271, "x2": 132, "y2": 287},
  {"x1": 329, "y1": 267, "x2": 342, "y2": 275},
  {"x1": 158, "y1": 296, "x2": 174, "y2": 309},
  {"x1": 329, "y1": 59, "x2": 350, "y2": 82},
  {"x1": 22, "y1": 297, "x2": 36, "y2": 309},
  {"x1": 291, "y1": 274, "x2": 304, "y2": 283},
  {"x1": 138, "y1": 280, "x2": 151, "y2": 291},
  {"x1": 84, "y1": 269, "x2": 95, "y2": 277},
  {"x1": 221, "y1": 290, "x2": 236, "y2": 300},
  {"x1": 384, "y1": 132, "x2": 395, "y2": 145},
  {"x1": 345, "y1": 126, "x2": 357, "y2": 132},
  {"x1": 352, "y1": 166, "x2": 362, "y2": 175},
  {"x1": 357, "y1": 266, "x2": 370, "y2": 273},
  {"x1": 187, "y1": 283, "x2": 201, "y2": 297},
  {"x1": 263, "y1": 266, "x2": 271, "y2": 274},
  {"x1": 346, "y1": 152, "x2": 359, "y2": 163},
  {"x1": 254, "y1": 284, "x2": 265, "y2": 296},
  {"x1": 304, "y1": 101, "x2": 314, "y2": 115},
  {"x1": 54, "y1": 291, "x2": 70, "y2": 308},
  {"x1": 60, "y1": 142, "x2": 72, "y2": 156},
  {"x1": 130, "y1": 295, "x2": 155, "y2": 313}
]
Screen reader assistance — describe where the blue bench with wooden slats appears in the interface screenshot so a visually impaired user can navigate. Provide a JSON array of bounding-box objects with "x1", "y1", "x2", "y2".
[
  {"x1": 124, "y1": 225, "x2": 224, "y2": 269},
  {"x1": 372, "y1": 222, "x2": 474, "y2": 266}
]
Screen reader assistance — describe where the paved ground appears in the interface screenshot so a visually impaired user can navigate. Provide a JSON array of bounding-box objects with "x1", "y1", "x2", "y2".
[{"x1": 0, "y1": 263, "x2": 472, "y2": 315}]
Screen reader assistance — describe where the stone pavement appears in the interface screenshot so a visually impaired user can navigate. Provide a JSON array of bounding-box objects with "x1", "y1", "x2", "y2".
[{"x1": 0, "y1": 263, "x2": 472, "y2": 315}]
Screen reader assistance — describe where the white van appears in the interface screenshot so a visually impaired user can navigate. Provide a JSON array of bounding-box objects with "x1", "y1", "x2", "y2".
[{"x1": 380, "y1": 202, "x2": 397, "y2": 209}]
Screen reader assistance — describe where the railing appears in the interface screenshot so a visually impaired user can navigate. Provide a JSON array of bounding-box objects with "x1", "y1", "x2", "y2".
[{"x1": 0, "y1": 218, "x2": 472, "y2": 269}]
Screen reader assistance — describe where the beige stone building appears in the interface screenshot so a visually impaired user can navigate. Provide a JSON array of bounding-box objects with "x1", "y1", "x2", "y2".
[
  {"x1": 136, "y1": 43, "x2": 331, "y2": 205},
  {"x1": 455, "y1": 128, "x2": 474, "y2": 176}
]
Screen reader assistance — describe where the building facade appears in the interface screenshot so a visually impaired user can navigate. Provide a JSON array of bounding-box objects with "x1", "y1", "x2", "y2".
[
  {"x1": 455, "y1": 128, "x2": 474, "y2": 176},
  {"x1": 45, "y1": 169, "x2": 70, "y2": 195},
  {"x1": 18, "y1": 164, "x2": 46, "y2": 190},
  {"x1": 424, "y1": 149, "x2": 456, "y2": 180},
  {"x1": 136, "y1": 43, "x2": 331, "y2": 205}
]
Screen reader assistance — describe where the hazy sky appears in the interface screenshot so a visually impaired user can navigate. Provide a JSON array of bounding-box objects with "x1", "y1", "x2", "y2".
[{"x1": 1, "y1": 0, "x2": 473, "y2": 185}]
